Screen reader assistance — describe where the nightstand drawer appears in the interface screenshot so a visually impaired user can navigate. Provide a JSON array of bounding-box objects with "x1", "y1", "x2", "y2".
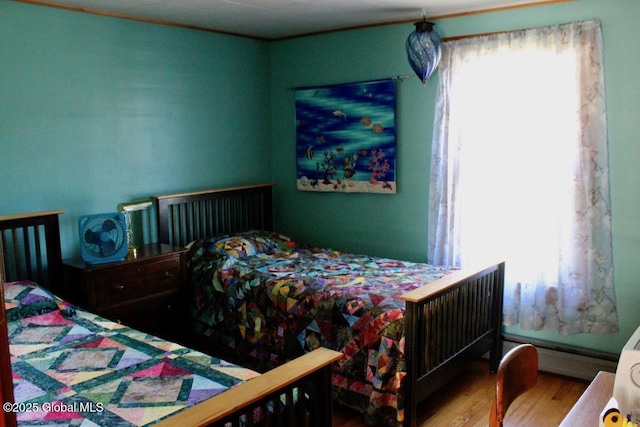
[
  {"x1": 100, "y1": 293, "x2": 180, "y2": 334},
  {"x1": 92, "y1": 258, "x2": 181, "y2": 308}
]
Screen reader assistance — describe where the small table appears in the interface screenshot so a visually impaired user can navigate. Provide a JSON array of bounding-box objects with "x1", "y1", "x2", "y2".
[{"x1": 560, "y1": 371, "x2": 614, "y2": 427}]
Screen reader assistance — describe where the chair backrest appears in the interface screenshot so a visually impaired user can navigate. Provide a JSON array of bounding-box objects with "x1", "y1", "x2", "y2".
[{"x1": 489, "y1": 343, "x2": 539, "y2": 427}]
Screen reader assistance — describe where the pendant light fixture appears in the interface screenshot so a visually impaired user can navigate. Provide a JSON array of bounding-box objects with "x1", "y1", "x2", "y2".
[{"x1": 406, "y1": 18, "x2": 441, "y2": 84}]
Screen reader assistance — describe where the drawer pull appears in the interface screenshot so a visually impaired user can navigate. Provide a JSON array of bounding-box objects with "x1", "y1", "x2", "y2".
[
  {"x1": 160, "y1": 271, "x2": 175, "y2": 280},
  {"x1": 111, "y1": 284, "x2": 126, "y2": 292}
]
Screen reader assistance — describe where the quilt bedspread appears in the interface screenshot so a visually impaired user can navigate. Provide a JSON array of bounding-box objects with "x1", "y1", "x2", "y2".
[
  {"x1": 4, "y1": 280, "x2": 259, "y2": 426},
  {"x1": 188, "y1": 232, "x2": 453, "y2": 425}
]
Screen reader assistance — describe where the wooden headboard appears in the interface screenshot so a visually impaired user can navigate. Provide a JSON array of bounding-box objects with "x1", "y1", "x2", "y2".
[
  {"x1": 153, "y1": 183, "x2": 275, "y2": 247},
  {"x1": 0, "y1": 210, "x2": 65, "y2": 427},
  {"x1": 0, "y1": 210, "x2": 65, "y2": 294}
]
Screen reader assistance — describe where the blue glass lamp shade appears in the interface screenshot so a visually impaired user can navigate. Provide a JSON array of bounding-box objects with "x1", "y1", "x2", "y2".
[{"x1": 406, "y1": 21, "x2": 441, "y2": 84}]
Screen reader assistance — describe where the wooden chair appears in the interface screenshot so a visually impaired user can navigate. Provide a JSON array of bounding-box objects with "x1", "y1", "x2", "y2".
[{"x1": 489, "y1": 344, "x2": 539, "y2": 427}]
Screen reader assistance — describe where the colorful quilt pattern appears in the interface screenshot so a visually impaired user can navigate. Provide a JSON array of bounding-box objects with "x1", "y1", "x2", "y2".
[
  {"x1": 188, "y1": 231, "x2": 453, "y2": 426},
  {"x1": 4, "y1": 281, "x2": 259, "y2": 426}
]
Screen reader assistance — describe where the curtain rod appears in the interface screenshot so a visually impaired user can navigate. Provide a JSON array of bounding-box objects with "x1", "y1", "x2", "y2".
[
  {"x1": 442, "y1": 16, "x2": 591, "y2": 42},
  {"x1": 442, "y1": 30, "x2": 511, "y2": 42},
  {"x1": 289, "y1": 75, "x2": 409, "y2": 91}
]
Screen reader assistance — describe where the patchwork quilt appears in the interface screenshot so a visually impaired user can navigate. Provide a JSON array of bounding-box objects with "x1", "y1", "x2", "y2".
[
  {"x1": 3, "y1": 280, "x2": 260, "y2": 426},
  {"x1": 188, "y1": 231, "x2": 453, "y2": 426}
]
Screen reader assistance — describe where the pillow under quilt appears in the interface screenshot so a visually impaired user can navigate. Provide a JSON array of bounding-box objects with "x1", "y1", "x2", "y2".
[
  {"x1": 3, "y1": 281, "x2": 66, "y2": 322},
  {"x1": 189, "y1": 230, "x2": 296, "y2": 269}
]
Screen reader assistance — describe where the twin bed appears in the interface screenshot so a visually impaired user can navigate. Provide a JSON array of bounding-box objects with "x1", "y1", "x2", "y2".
[
  {"x1": 1, "y1": 183, "x2": 505, "y2": 426},
  {"x1": 0, "y1": 209, "x2": 340, "y2": 427}
]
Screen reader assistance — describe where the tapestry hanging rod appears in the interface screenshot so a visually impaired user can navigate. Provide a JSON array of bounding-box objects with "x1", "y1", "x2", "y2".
[{"x1": 289, "y1": 75, "x2": 409, "y2": 91}]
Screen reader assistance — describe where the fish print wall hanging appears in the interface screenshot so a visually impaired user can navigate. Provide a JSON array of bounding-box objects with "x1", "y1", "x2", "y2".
[{"x1": 295, "y1": 79, "x2": 397, "y2": 194}]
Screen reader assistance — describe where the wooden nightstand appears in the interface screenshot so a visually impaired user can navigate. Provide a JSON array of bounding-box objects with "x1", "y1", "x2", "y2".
[{"x1": 63, "y1": 243, "x2": 189, "y2": 342}]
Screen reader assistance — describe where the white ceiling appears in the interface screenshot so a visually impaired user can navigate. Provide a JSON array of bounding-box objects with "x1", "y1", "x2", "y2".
[{"x1": 29, "y1": 0, "x2": 558, "y2": 40}]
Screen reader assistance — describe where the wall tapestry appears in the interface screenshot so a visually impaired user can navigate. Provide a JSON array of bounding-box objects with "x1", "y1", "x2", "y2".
[{"x1": 295, "y1": 79, "x2": 397, "y2": 194}]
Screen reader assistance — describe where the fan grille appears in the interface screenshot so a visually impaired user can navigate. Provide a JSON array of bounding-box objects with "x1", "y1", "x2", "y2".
[{"x1": 80, "y1": 214, "x2": 126, "y2": 259}]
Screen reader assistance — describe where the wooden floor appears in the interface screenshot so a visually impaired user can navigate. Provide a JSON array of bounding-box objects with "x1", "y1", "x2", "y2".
[{"x1": 333, "y1": 359, "x2": 589, "y2": 426}]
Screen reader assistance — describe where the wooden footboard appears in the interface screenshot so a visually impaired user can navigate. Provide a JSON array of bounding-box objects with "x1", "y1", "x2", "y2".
[
  {"x1": 401, "y1": 262, "x2": 505, "y2": 426},
  {"x1": 156, "y1": 347, "x2": 341, "y2": 427}
]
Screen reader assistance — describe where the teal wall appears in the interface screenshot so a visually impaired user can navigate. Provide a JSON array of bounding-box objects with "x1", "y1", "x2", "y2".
[
  {"x1": 2, "y1": 0, "x2": 639, "y2": 355},
  {"x1": 0, "y1": 2, "x2": 272, "y2": 254},
  {"x1": 270, "y1": 0, "x2": 640, "y2": 355}
]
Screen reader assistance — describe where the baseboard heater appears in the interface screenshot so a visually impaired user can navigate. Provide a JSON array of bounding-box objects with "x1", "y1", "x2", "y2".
[{"x1": 499, "y1": 334, "x2": 618, "y2": 381}]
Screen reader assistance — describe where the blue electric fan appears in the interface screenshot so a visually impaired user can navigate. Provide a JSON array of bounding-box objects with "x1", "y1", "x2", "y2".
[{"x1": 78, "y1": 212, "x2": 128, "y2": 265}]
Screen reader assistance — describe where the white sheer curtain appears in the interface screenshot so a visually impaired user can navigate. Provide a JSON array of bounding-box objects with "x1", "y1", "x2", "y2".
[{"x1": 428, "y1": 20, "x2": 618, "y2": 335}]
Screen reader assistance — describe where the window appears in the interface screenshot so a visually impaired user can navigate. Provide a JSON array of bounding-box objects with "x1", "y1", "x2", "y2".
[{"x1": 428, "y1": 20, "x2": 617, "y2": 335}]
